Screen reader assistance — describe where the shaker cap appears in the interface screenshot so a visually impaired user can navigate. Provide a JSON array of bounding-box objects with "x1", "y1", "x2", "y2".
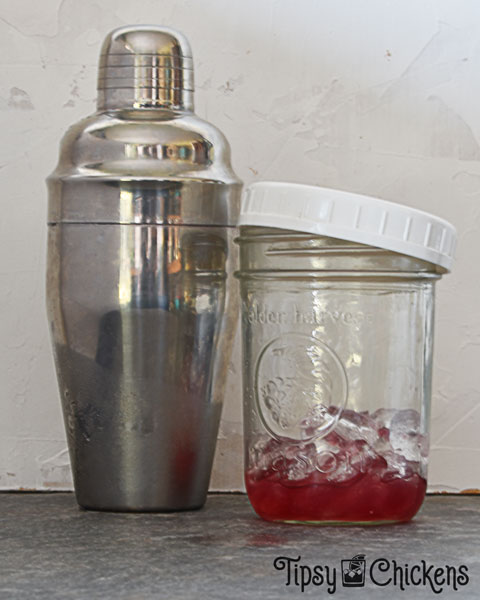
[
  {"x1": 239, "y1": 182, "x2": 457, "y2": 271},
  {"x1": 97, "y1": 25, "x2": 194, "y2": 111}
]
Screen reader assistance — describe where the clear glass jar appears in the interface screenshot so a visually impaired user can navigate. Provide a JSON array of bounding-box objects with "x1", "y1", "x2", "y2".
[{"x1": 236, "y1": 227, "x2": 446, "y2": 525}]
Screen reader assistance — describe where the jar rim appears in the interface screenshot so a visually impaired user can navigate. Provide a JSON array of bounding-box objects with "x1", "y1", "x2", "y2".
[{"x1": 235, "y1": 227, "x2": 445, "y2": 276}]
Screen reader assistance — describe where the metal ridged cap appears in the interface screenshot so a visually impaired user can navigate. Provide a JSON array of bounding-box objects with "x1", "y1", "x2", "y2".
[{"x1": 97, "y1": 25, "x2": 194, "y2": 111}]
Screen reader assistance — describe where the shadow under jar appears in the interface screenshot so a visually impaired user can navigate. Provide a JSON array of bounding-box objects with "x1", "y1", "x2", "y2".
[{"x1": 235, "y1": 183, "x2": 455, "y2": 525}]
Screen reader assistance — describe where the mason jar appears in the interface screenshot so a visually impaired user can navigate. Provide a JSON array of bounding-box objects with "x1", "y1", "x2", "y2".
[{"x1": 236, "y1": 182, "x2": 456, "y2": 525}]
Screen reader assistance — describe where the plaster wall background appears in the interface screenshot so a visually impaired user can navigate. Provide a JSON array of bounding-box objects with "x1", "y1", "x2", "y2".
[{"x1": 0, "y1": 0, "x2": 479, "y2": 492}]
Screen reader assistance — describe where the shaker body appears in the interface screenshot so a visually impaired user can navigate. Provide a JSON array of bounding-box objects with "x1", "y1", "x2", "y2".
[
  {"x1": 48, "y1": 221, "x2": 236, "y2": 510},
  {"x1": 237, "y1": 227, "x2": 441, "y2": 524}
]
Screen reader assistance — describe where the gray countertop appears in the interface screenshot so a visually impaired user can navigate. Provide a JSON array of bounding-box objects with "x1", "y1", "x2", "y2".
[{"x1": 0, "y1": 493, "x2": 478, "y2": 599}]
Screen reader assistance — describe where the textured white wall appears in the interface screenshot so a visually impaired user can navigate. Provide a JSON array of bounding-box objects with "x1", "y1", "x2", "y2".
[{"x1": 1, "y1": 0, "x2": 479, "y2": 493}]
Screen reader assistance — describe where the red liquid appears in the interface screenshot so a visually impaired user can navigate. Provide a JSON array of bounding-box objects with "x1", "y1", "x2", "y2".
[{"x1": 246, "y1": 467, "x2": 426, "y2": 523}]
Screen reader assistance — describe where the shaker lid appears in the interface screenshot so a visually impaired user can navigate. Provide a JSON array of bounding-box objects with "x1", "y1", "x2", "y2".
[
  {"x1": 97, "y1": 25, "x2": 194, "y2": 111},
  {"x1": 239, "y1": 181, "x2": 457, "y2": 271}
]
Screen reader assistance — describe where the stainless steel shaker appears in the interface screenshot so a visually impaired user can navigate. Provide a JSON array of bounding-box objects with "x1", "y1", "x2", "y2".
[{"x1": 46, "y1": 25, "x2": 241, "y2": 511}]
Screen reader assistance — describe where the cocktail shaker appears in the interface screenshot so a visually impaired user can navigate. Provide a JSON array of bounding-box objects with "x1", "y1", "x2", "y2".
[{"x1": 46, "y1": 25, "x2": 241, "y2": 511}]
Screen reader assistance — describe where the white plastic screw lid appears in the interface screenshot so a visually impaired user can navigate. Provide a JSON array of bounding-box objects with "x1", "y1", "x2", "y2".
[{"x1": 239, "y1": 182, "x2": 457, "y2": 271}]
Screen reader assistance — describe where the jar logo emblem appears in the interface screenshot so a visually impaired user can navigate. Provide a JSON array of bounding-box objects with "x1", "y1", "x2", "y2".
[{"x1": 255, "y1": 333, "x2": 348, "y2": 442}]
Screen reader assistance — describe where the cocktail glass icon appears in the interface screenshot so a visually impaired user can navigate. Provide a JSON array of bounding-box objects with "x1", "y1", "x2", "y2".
[{"x1": 341, "y1": 554, "x2": 366, "y2": 587}]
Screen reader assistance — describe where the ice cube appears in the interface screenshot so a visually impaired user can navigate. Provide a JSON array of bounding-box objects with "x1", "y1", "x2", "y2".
[
  {"x1": 419, "y1": 432, "x2": 430, "y2": 458},
  {"x1": 314, "y1": 435, "x2": 369, "y2": 483},
  {"x1": 313, "y1": 436, "x2": 344, "y2": 474},
  {"x1": 334, "y1": 409, "x2": 377, "y2": 445},
  {"x1": 284, "y1": 458, "x2": 311, "y2": 481},
  {"x1": 373, "y1": 435, "x2": 393, "y2": 458},
  {"x1": 315, "y1": 451, "x2": 338, "y2": 474},
  {"x1": 378, "y1": 426, "x2": 390, "y2": 441},
  {"x1": 248, "y1": 436, "x2": 283, "y2": 471},
  {"x1": 326, "y1": 451, "x2": 360, "y2": 483},
  {"x1": 389, "y1": 409, "x2": 421, "y2": 461},
  {"x1": 391, "y1": 408, "x2": 420, "y2": 431},
  {"x1": 300, "y1": 401, "x2": 337, "y2": 440},
  {"x1": 372, "y1": 408, "x2": 397, "y2": 430},
  {"x1": 347, "y1": 439, "x2": 382, "y2": 473},
  {"x1": 323, "y1": 430, "x2": 348, "y2": 449},
  {"x1": 281, "y1": 443, "x2": 316, "y2": 481},
  {"x1": 380, "y1": 450, "x2": 420, "y2": 480}
]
